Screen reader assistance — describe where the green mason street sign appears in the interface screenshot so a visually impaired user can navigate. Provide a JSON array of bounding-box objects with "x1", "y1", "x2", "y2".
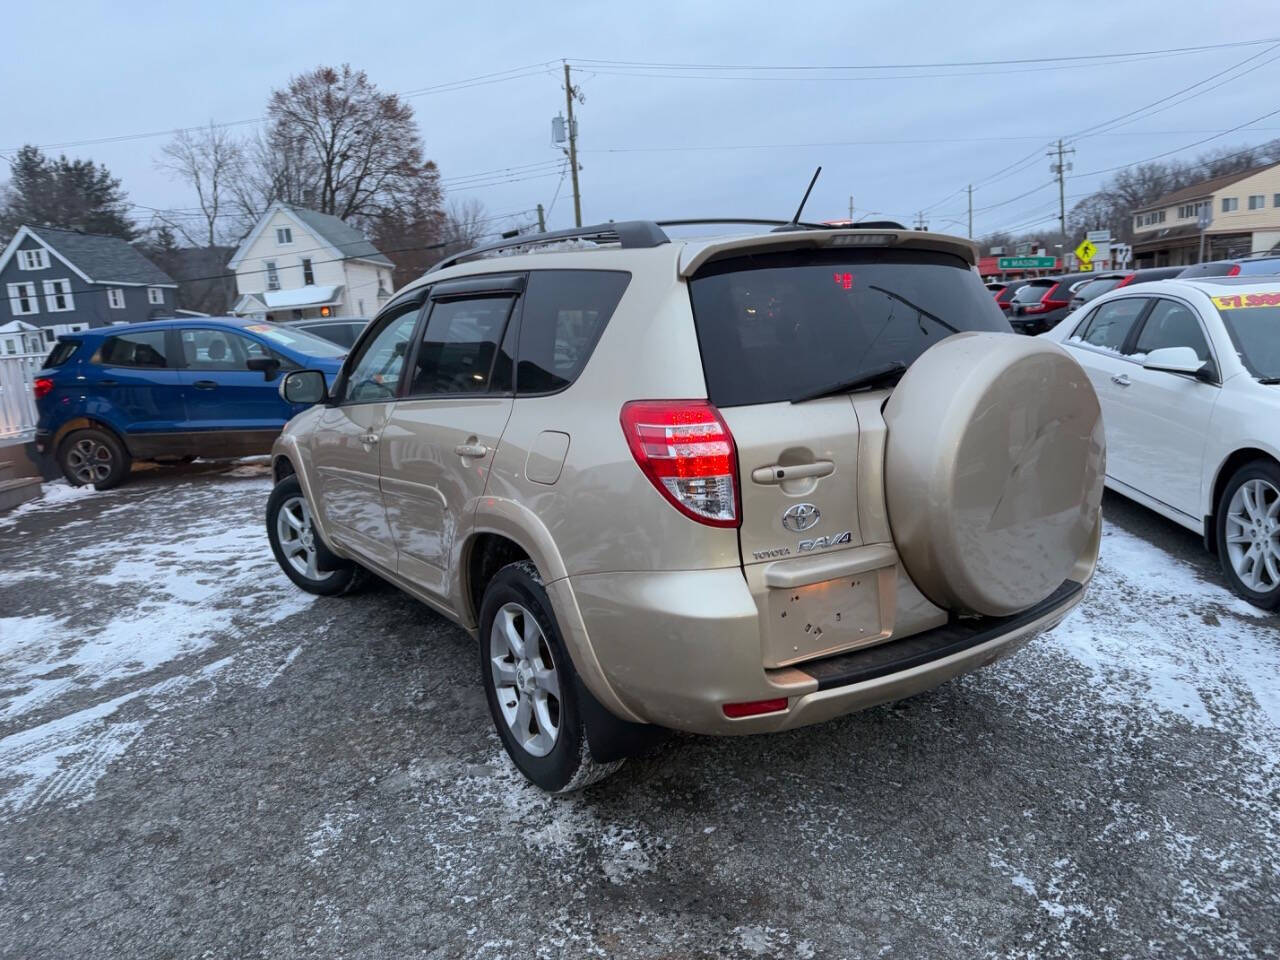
[{"x1": 997, "y1": 256, "x2": 1056, "y2": 269}]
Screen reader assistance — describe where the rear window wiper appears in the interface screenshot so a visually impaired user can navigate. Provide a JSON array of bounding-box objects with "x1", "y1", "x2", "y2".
[
  {"x1": 791, "y1": 361, "x2": 907, "y2": 403},
  {"x1": 1258, "y1": 377, "x2": 1280, "y2": 384}
]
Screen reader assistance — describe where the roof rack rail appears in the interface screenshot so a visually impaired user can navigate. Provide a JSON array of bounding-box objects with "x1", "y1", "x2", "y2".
[
  {"x1": 656, "y1": 218, "x2": 831, "y2": 231},
  {"x1": 427, "y1": 220, "x2": 670, "y2": 273}
]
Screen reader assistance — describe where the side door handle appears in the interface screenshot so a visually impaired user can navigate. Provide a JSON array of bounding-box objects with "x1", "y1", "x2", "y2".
[
  {"x1": 193, "y1": 379, "x2": 218, "y2": 390},
  {"x1": 1111, "y1": 373, "x2": 1131, "y2": 387},
  {"x1": 751, "y1": 460, "x2": 835, "y2": 484},
  {"x1": 98, "y1": 379, "x2": 118, "y2": 386},
  {"x1": 359, "y1": 432, "x2": 380, "y2": 445},
  {"x1": 454, "y1": 441, "x2": 490, "y2": 459}
]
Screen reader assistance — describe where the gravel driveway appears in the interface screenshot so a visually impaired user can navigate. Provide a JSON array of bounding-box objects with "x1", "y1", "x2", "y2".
[{"x1": 1, "y1": 461, "x2": 1276, "y2": 959}]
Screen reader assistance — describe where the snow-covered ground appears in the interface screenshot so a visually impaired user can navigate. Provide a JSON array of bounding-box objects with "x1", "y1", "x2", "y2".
[{"x1": 0, "y1": 466, "x2": 1276, "y2": 959}]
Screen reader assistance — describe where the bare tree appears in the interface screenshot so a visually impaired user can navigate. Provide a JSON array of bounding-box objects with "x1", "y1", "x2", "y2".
[
  {"x1": 156, "y1": 123, "x2": 245, "y2": 246},
  {"x1": 443, "y1": 198, "x2": 488, "y2": 250}
]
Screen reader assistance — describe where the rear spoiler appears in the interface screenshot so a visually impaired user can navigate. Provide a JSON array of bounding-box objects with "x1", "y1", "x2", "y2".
[{"x1": 678, "y1": 229, "x2": 979, "y2": 278}]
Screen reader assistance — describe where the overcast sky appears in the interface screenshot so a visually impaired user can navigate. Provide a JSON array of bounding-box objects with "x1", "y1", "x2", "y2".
[{"x1": 4, "y1": 1, "x2": 1280, "y2": 244}]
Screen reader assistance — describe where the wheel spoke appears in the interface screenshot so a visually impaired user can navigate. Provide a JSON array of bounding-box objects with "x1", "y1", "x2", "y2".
[
  {"x1": 533, "y1": 666, "x2": 559, "y2": 701},
  {"x1": 491, "y1": 656, "x2": 518, "y2": 688},
  {"x1": 283, "y1": 505, "x2": 305, "y2": 531},
  {"x1": 1263, "y1": 551, "x2": 1280, "y2": 589},
  {"x1": 501, "y1": 608, "x2": 525, "y2": 659},
  {"x1": 303, "y1": 547, "x2": 319, "y2": 579},
  {"x1": 514, "y1": 692, "x2": 533, "y2": 739}
]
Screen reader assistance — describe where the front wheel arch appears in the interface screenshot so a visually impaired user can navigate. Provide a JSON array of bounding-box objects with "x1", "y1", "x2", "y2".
[{"x1": 1206, "y1": 448, "x2": 1280, "y2": 553}]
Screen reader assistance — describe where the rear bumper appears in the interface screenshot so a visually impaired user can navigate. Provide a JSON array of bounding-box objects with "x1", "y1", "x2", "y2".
[{"x1": 565, "y1": 559, "x2": 1093, "y2": 737}]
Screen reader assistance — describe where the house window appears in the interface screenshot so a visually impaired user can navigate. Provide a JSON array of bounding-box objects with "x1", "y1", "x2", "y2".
[
  {"x1": 1247, "y1": 194, "x2": 1265, "y2": 210},
  {"x1": 147, "y1": 287, "x2": 164, "y2": 305},
  {"x1": 302, "y1": 258, "x2": 314, "y2": 285},
  {"x1": 1275, "y1": 193, "x2": 1280, "y2": 207},
  {"x1": 18, "y1": 249, "x2": 49, "y2": 270},
  {"x1": 265, "y1": 261, "x2": 280, "y2": 291},
  {"x1": 5, "y1": 340, "x2": 14, "y2": 355},
  {"x1": 1222, "y1": 197, "x2": 1239, "y2": 212},
  {"x1": 276, "y1": 227, "x2": 293, "y2": 244},
  {"x1": 6, "y1": 282, "x2": 38, "y2": 315},
  {"x1": 107, "y1": 288, "x2": 126, "y2": 309},
  {"x1": 42, "y1": 278, "x2": 74, "y2": 312}
]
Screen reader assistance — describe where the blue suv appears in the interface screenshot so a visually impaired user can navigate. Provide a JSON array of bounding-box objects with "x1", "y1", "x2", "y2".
[{"x1": 34, "y1": 317, "x2": 347, "y2": 488}]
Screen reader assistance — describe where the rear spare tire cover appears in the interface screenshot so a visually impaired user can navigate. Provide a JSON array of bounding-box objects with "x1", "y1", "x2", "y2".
[{"x1": 883, "y1": 332, "x2": 1104, "y2": 617}]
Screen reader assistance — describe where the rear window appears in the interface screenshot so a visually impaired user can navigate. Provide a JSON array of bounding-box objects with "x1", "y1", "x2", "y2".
[
  {"x1": 1012, "y1": 281, "x2": 1053, "y2": 303},
  {"x1": 1233, "y1": 258, "x2": 1280, "y2": 277},
  {"x1": 688, "y1": 249, "x2": 1008, "y2": 407},
  {"x1": 44, "y1": 339, "x2": 80, "y2": 367}
]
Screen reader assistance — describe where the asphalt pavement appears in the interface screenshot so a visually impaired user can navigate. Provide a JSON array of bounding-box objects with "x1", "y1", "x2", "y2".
[{"x1": 0, "y1": 460, "x2": 1276, "y2": 959}]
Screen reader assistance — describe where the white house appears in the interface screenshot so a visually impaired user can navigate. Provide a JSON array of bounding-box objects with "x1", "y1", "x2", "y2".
[{"x1": 228, "y1": 202, "x2": 395, "y2": 321}]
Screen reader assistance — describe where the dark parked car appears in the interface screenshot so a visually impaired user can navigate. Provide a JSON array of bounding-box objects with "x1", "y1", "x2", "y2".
[
  {"x1": 34, "y1": 317, "x2": 346, "y2": 489},
  {"x1": 1178, "y1": 254, "x2": 1280, "y2": 278},
  {"x1": 1007, "y1": 272, "x2": 1094, "y2": 334},
  {"x1": 289, "y1": 316, "x2": 370, "y2": 349},
  {"x1": 994, "y1": 278, "x2": 1032, "y2": 315},
  {"x1": 1067, "y1": 266, "x2": 1184, "y2": 310}
]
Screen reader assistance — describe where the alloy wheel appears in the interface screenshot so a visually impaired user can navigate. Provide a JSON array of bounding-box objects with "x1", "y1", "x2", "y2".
[
  {"x1": 1225, "y1": 478, "x2": 1280, "y2": 592},
  {"x1": 489, "y1": 602, "x2": 561, "y2": 757},
  {"x1": 275, "y1": 495, "x2": 333, "y2": 582},
  {"x1": 65, "y1": 437, "x2": 113, "y2": 484}
]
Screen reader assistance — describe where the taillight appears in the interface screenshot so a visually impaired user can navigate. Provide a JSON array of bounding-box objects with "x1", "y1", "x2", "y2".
[
  {"x1": 1228, "y1": 264, "x2": 1242, "y2": 276},
  {"x1": 33, "y1": 377, "x2": 54, "y2": 399},
  {"x1": 620, "y1": 399, "x2": 739, "y2": 527},
  {"x1": 1114, "y1": 273, "x2": 1137, "y2": 289}
]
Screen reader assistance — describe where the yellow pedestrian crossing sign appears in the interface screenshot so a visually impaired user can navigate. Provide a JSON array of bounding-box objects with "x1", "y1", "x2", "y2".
[{"x1": 1075, "y1": 239, "x2": 1097, "y2": 263}]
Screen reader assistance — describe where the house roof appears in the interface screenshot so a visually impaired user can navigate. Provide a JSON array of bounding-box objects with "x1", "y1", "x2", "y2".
[
  {"x1": 24, "y1": 226, "x2": 176, "y2": 285},
  {"x1": 1132, "y1": 162, "x2": 1280, "y2": 213},
  {"x1": 226, "y1": 202, "x2": 392, "y2": 270}
]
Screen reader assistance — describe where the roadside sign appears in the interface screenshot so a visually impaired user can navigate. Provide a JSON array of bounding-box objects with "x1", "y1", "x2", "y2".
[
  {"x1": 1086, "y1": 229, "x2": 1111, "y2": 244},
  {"x1": 1197, "y1": 209, "x2": 1213, "y2": 230},
  {"x1": 997, "y1": 256, "x2": 1056, "y2": 269},
  {"x1": 1075, "y1": 239, "x2": 1097, "y2": 263}
]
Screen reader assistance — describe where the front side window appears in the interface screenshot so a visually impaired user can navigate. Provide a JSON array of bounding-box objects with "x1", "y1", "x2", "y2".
[
  {"x1": 179, "y1": 328, "x2": 267, "y2": 371},
  {"x1": 302, "y1": 258, "x2": 314, "y2": 285},
  {"x1": 1133, "y1": 300, "x2": 1211, "y2": 363},
  {"x1": 18, "y1": 249, "x2": 49, "y2": 270},
  {"x1": 265, "y1": 261, "x2": 280, "y2": 291},
  {"x1": 107, "y1": 288, "x2": 126, "y2": 309},
  {"x1": 1073, "y1": 298, "x2": 1148, "y2": 354},
  {"x1": 341, "y1": 305, "x2": 422, "y2": 403},
  {"x1": 517, "y1": 270, "x2": 630, "y2": 394},
  {"x1": 98, "y1": 330, "x2": 170, "y2": 368},
  {"x1": 147, "y1": 287, "x2": 164, "y2": 305},
  {"x1": 410, "y1": 296, "x2": 514, "y2": 396},
  {"x1": 43, "y1": 279, "x2": 74, "y2": 312},
  {"x1": 6, "y1": 282, "x2": 38, "y2": 315}
]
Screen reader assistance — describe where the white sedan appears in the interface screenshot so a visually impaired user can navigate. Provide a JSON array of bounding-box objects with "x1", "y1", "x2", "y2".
[{"x1": 1041, "y1": 276, "x2": 1280, "y2": 609}]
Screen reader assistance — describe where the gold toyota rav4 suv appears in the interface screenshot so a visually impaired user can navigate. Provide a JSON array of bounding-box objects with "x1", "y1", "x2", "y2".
[{"x1": 266, "y1": 221, "x2": 1104, "y2": 792}]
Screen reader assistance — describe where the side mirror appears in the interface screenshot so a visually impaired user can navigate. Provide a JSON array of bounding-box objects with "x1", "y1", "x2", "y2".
[
  {"x1": 1142, "y1": 346, "x2": 1212, "y2": 382},
  {"x1": 246, "y1": 356, "x2": 281, "y2": 381},
  {"x1": 279, "y1": 369, "x2": 329, "y2": 405}
]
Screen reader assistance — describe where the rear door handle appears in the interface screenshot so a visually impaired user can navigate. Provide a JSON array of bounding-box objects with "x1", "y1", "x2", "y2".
[
  {"x1": 454, "y1": 442, "x2": 490, "y2": 458},
  {"x1": 193, "y1": 379, "x2": 218, "y2": 390},
  {"x1": 98, "y1": 379, "x2": 118, "y2": 386},
  {"x1": 751, "y1": 460, "x2": 835, "y2": 484},
  {"x1": 1111, "y1": 374, "x2": 1131, "y2": 387}
]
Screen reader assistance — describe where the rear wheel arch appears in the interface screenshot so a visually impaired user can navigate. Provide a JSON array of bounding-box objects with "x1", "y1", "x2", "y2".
[
  {"x1": 465, "y1": 533, "x2": 533, "y2": 628},
  {"x1": 53, "y1": 416, "x2": 127, "y2": 453},
  {"x1": 1206, "y1": 448, "x2": 1280, "y2": 553}
]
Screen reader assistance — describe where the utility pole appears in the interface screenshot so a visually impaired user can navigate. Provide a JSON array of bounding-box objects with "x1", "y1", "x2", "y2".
[
  {"x1": 536, "y1": 203, "x2": 546, "y2": 233},
  {"x1": 1047, "y1": 139, "x2": 1075, "y2": 238},
  {"x1": 848, "y1": 195, "x2": 855, "y2": 221},
  {"x1": 913, "y1": 210, "x2": 928, "y2": 231},
  {"x1": 563, "y1": 62, "x2": 583, "y2": 227},
  {"x1": 967, "y1": 184, "x2": 973, "y2": 238}
]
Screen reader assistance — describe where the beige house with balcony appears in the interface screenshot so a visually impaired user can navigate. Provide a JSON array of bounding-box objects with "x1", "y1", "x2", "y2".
[
  {"x1": 1130, "y1": 161, "x2": 1280, "y2": 267},
  {"x1": 228, "y1": 202, "x2": 394, "y2": 321}
]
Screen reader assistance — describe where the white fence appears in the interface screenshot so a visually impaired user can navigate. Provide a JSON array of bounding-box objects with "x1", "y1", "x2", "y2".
[{"x1": 0, "y1": 351, "x2": 44, "y2": 442}]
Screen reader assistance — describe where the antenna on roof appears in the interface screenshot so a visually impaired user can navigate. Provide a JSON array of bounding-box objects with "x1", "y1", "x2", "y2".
[{"x1": 789, "y1": 166, "x2": 822, "y2": 225}]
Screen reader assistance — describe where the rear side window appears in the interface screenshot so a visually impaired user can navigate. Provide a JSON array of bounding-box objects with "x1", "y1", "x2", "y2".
[
  {"x1": 98, "y1": 330, "x2": 170, "y2": 368},
  {"x1": 1072, "y1": 298, "x2": 1148, "y2": 353},
  {"x1": 688, "y1": 249, "x2": 1007, "y2": 407},
  {"x1": 44, "y1": 340, "x2": 80, "y2": 367},
  {"x1": 410, "y1": 296, "x2": 514, "y2": 395},
  {"x1": 517, "y1": 270, "x2": 630, "y2": 394}
]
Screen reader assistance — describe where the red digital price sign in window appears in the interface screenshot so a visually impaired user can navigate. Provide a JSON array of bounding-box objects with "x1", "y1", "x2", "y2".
[{"x1": 833, "y1": 272, "x2": 853, "y2": 290}]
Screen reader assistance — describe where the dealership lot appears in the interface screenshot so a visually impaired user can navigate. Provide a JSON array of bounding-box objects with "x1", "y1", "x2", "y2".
[{"x1": 1, "y1": 463, "x2": 1276, "y2": 959}]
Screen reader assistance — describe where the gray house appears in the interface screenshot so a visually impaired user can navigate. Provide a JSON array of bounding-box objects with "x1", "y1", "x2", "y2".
[{"x1": 0, "y1": 226, "x2": 178, "y2": 348}]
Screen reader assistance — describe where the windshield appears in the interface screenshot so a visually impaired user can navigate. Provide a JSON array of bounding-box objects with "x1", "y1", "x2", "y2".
[
  {"x1": 241, "y1": 322, "x2": 347, "y2": 358},
  {"x1": 687, "y1": 248, "x2": 1008, "y2": 407},
  {"x1": 1076, "y1": 278, "x2": 1124, "y2": 302},
  {"x1": 1212, "y1": 293, "x2": 1280, "y2": 380}
]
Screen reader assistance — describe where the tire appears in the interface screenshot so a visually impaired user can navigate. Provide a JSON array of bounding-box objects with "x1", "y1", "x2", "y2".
[
  {"x1": 1215, "y1": 460, "x2": 1280, "y2": 610},
  {"x1": 58, "y1": 427, "x2": 131, "y2": 490},
  {"x1": 265, "y1": 475, "x2": 366, "y2": 597},
  {"x1": 479, "y1": 561, "x2": 624, "y2": 793}
]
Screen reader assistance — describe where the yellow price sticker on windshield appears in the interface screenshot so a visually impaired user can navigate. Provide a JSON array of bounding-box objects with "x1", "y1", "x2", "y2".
[{"x1": 1212, "y1": 292, "x2": 1280, "y2": 309}]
